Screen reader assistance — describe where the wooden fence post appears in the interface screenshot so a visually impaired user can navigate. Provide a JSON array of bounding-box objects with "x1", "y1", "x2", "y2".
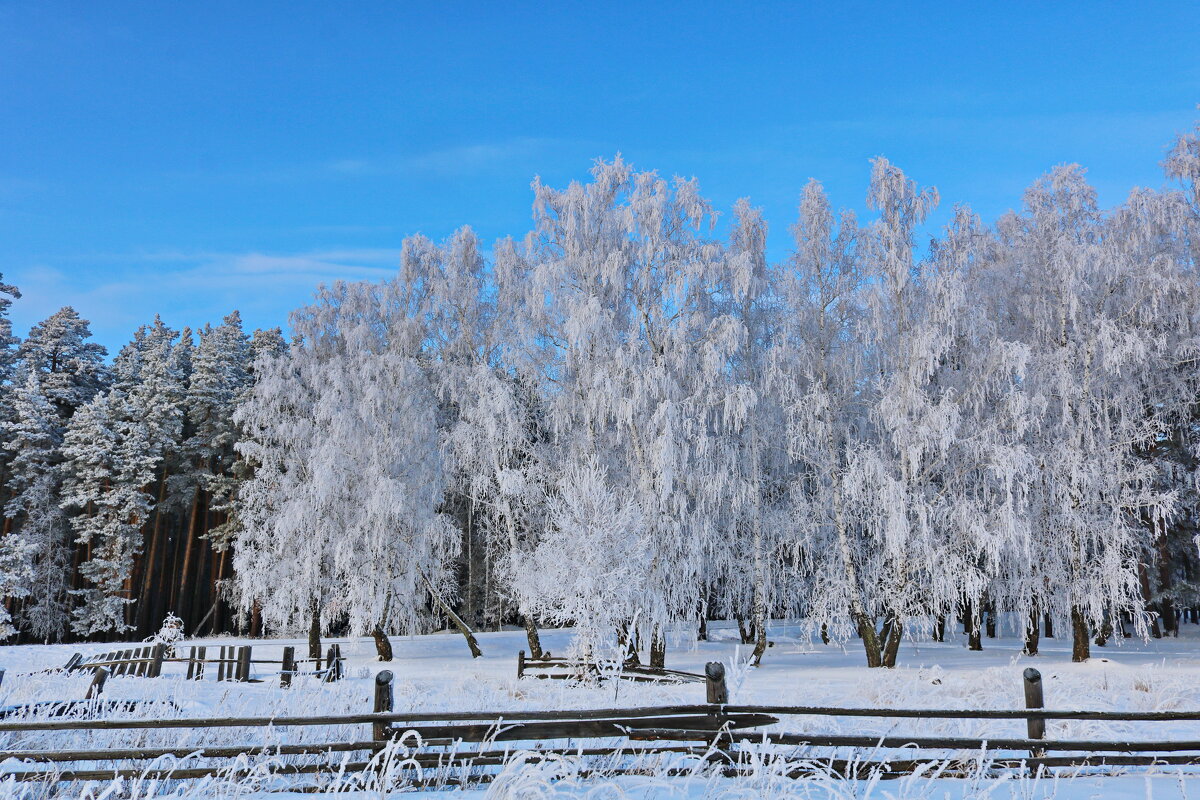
[
  {"x1": 328, "y1": 644, "x2": 342, "y2": 681},
  {"x1": 217, "y1": 646, "x2": 227, "y2": 682},
  {"x1": 195, "y1": 646, "x2": 206, "y2": 680},
  {"x1": 0, "y1": 668, "x2": 5, "y2": 689},
  {"x1": 373, "y1": 670, "x2": 394, "y2": 745},
  {"x1": 280, "y1": 646, "x2": 295, "y2": 688},
  {"x1": 323, "y1": 645, "x2": 336, "y2": 682},
  {"x1": 237, "y1": 646, "x2": 252, "y2": 682},
  {"x1": 63, "y1": 653, "x2": 83, "y2": 673},
  {"x1": 149, "y1": 643, "x2": 165, "y2": 678},
  {"x1": 705, "y1": 662, "x2": 728, "y2": 705},
  {"x1": 1023, "y1": 667, "x2": 1046, "y2": 759},
  {"x1": 86, "y1": 667, "x2": 108, "y2": 700},
  {"x1": 518, "y1": 650, "x2": 525, "y2": 679}
]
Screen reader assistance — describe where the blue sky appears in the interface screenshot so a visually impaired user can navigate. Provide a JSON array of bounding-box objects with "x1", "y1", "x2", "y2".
[{"x1": 2, "y1": 1, "x2": 1198, "y2": 351}]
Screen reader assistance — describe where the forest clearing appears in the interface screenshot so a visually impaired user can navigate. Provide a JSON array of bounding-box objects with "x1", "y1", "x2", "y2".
[{"x1": 4, "y1": 621, "x2": 1200, "y2": 797}]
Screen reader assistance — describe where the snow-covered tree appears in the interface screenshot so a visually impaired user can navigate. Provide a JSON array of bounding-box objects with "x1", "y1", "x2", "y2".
[
  {"x1": 0, "y1": 374, "x2": 72, "y2": 640},
  {"x1": 509, "y1": 458, "x2": 651, "y2": 662},
  {"x1": 233, "y1": 280, "x2": 471, "y2": 659},
  {"x1": 62, "y1": 317, "x2": 184, "y2": 635}
]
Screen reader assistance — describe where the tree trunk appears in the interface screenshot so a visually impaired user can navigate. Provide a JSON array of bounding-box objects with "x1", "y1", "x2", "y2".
[
  {"x1": 1023, "y1": 607, "x2": 1040, "y2": 656},
  {"x1": 211, "y1": 547, "x2": 229, "y2": 635},
  {"x1": 424, "y1": 577, "x2": 482, "y2": 658},
  {"x1": 308, "y1": 599, "x2": 322, "y2": 660},
  {"x1": 933, "y1": 614, "x2": 945, "y2": 642},
  {"x1": 135, "y1": 467, "x2": 172, "y2": 636},
  {"x1": 820, "y1": 622, "x2": 829, "y2": 645},
  {"x1": 1156, "y1": 530, "x2": 1179, "y2": 637},
  {"x1": 881, "y1": 613, "x2": 902, "y2": 668},
  {"x1": 1043, "y1": 611, "x2": 1054, "y2": 639},
  {"x1": 736, "y1": 618, "x2": 755, "y2": 645},
  {"x1": 1070, "y1": 606, "x2": 1090, "y2": 662},
  {"x1": 697, "y1": 614, "x2": 707, "y2": 642},
  {"x1": 853, "y1": 609, "x2": 883, "y2": 668},
  {"x1": 984, "y1": 601, "x2": 997, "y2": 638},
  {"x1": 175, "y1": 485, "x2": 204, "y2": 625},
  {"x1": 649, "y1": 624, "x2": 666, "y2": 669},
  {"x1": 617, "y1": 621, "x2": 640, "y2": 665},
  {"x1": 372, "y1": 626, "x2": 393, "y2": 661},
  {"x1": 522, "y1": 615, "x2": 543, "y2": 659},
  {"x1": 967, "y1": 609, "x2": 982, "y2": 651}
]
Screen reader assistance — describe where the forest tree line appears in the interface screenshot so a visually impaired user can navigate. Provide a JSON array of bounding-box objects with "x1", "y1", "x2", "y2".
[{"x1": 2, "y1": 117, "x2": 1200, "y2": 668}]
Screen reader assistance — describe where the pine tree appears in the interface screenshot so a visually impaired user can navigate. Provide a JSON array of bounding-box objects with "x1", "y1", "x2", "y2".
[
  {"x1": 0, "y1": 374, "x2": 72, "y2": 640},
  {"x1": 63, "y1": 317, "x2": 184, "y2": 635}
]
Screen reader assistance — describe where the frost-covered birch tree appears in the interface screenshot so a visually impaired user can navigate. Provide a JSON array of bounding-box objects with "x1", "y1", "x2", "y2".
[{"x1": 233, "y1": 279, "x2": 472, "y2": 660}]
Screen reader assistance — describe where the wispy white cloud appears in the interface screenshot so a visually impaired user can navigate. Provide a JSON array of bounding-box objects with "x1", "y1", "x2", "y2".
[
  {"x1": 6, "y1": 247, "x2": 400, "y2": 351},
  {"x1": 169, "y1": 137, "x2": 570, "y2": 186}
]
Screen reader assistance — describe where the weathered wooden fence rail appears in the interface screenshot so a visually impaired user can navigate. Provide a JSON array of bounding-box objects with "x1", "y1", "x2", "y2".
[
  {"x1": 517, "y1": 650, "x2": 705, "y2": 684},
  {"x1": 61, "y1": 643, "x2": 344, "y2": 686},
  {"x1": 5, "y1": 666, "x2": 1200, "y2": 784}
]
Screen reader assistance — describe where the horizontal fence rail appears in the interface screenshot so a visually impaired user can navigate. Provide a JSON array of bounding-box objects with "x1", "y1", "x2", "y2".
[
  {"x1": 517, "y1": 650, "x2": 706, "y2": 684},
  {"x1": 4, "y1": 666, "x2": 1200, "y2": 784}
]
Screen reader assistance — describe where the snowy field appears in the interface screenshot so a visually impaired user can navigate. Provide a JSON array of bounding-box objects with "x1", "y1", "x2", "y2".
[{"x1": 4, "y1": 622, "x2": 1200, "y2": 798}]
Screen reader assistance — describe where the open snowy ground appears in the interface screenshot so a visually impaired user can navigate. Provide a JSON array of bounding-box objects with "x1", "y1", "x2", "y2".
[{"x1": 4, "y1": 621, "x2": 1200, "y2": 798}]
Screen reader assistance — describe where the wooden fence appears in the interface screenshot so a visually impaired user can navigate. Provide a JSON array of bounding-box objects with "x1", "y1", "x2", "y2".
[
  {"x1": 4, "y1": 666, "x2": 1200, "y2": 784},
  {"x1": 517, "y1": 650, "x2": 705, "y2": 684},
  {"x1": 62, "y1": 643, "x2": 345, "y2": 686}
]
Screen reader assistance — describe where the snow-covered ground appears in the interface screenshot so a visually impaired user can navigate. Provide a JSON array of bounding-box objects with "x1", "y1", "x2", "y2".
[{"x1": 3, "y1": 621, "x2": 1200, "y2": 798}]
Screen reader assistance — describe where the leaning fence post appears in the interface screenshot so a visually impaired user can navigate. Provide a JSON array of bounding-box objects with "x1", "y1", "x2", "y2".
[
  {"x1": 517, "y1": 649, "x2": 525, "y2": 679},
  {"x1": 705, "y1": 661, "x2": 728, "y2": 705},
  {"x1": 323, "y1": 645, "x2": 336, "y2": 682},
  {"x1": 0, "y1": 668, "x2": 5, "y2": 689},
  {"x1": 149, "y1": 643, "x2": 165, "y2": 678},
  {"x1": 373, "y1": 670, "x2": 394, "y2": 745},
  {"x1": 63, "y1": 653, "x2": 83, "y2": 673},
  {"x1": 86, "y1": 667, "x2": 108, "y2": 700},
  {"x1": 1023, "y1": 667, "x2": 1046, "y2": 759},
  {"x1": 280, "y1": 646, "x2": 295, "y2": 688}
]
